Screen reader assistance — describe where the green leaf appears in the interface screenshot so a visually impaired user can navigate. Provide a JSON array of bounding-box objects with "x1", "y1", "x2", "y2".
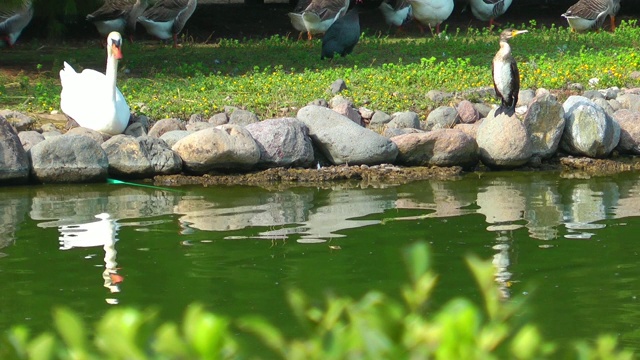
[
  {"x1": 238, "y1": 316, "x2": 287, "y2": 357},
  {"x1": 27, "y1": 333, "x2": 57, "y2": 360},
  {"x1": 53, "y1": 307, "x2": 88, "y2": 352},
  {"x1": 403, "y1": 242, "x2": 430, "y2": 284}
]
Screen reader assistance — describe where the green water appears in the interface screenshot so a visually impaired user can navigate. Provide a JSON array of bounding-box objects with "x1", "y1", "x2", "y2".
[{"x1": 1, "y1": 171, "x2": 640, "y2": 351}]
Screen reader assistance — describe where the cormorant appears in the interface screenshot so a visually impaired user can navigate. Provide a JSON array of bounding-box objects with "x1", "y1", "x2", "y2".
[
  {"x1": 562, "y1": 0, "x2": 620, "y2": 32},
  {"x1": 492, "y1": 28, "x2": 527, "y2": 117},
  {"x1": 321, "y1": 6, "x2": 360, "y2": 59}
]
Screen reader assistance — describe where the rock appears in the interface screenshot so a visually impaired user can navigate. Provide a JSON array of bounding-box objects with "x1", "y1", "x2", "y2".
[
  {"x1": 148, "y1": 118, "x2": 186, "y2": 138},
  {"x1": 42, "y1": 130, "x2": 63, "y2": 139},
  {"x1": 608, "y1": 99, "x2": 622, "y2": 112},
  {"x1": 246, "y1": 118, "x2": 314, "y2": 168},
  {"x1": 124, "y1": 122, "x2": 147, "y2": 137},
  {"x1": 186, "y1": 122, "x2": 215, "y2": 132},
  {"x1": 384, "y1": 127, "x2": 423, "y2": 138},
  {"x1": 582, "y1": 90, "x2": 604, "y2": 100},
  {"x1": 172, "y1": 124, "x2": 260, "y2": 174},
  {"x1": 616, "y1": 93, "x2": 640, "y2": 112},
  {"x1": 592, "y1": 98, "x2": 615, "y2": 118},
  {"x1": 392, "y1": 129, "x2": 478, "y2": 168},
  {"x1": 329, "y1": 79, "x2": 347, "y2": 94},
  {"x1": 426, "y1": 89, "x2": 453, "y2": 103},
  {"x1": 369, "y1": 111, "x2": 392, "y2": 126},
  {"x1": 523, "y1": 93, "x2": 565, "y2": 159},
  {"x1": 561, "y1": 95, "x2": 620, "y2": 158},
  {"x1": 160, "y1": 130, "x2": 192, "y2": 148},
  {"x1": 332, "y1": 103, "x2": 363, "y2": 126},
  {"x1": 308, "y1": 99, "x2": 329, "y2": 107},
  {"x1": 473, "y1": 103, "x2": 492, "y2": 119},
  {"x1": 41, "y1": 123, "x2": 59, "y2": 132},
  {"x1": 208, "y1": 112, "x2": 229, "y2": 125},
  {"x1": 388, "y1": 111, "x2": 420, "y2": 129},
  {"x1": 456, "y1": 100, "x2": 480, "y2": 124},
  {"x1": 613, "y1": 109, "x2": 640, "y2": 154},
  {"x1": 30, "y1": 135, "x2": 108, "y2": 183},
  {"x1": 65, "y1": 127, "x2": 106, "y2": 144},
  {"x1": 229, "y1": 109, "x2": 259, "y2": 126},
  {"x1": 358, "y1": 107, "x2": 374, "y2": 121},
  {"x1": 329, "y1": 95, "x2": 352, "y2": 109},
  {"x1": 601, "y1": 87, "x2": 620, "y2": 100},
  {"x1": 426, "y1": 106, "x2": 458, "y2": 130},
  {"x1": 189, "y1": 113, "x2": 206, "y2": 123},
  {"x1": 0, "y1": 110, "x2": 34, "y2": 132},
  {"x1": 102, "y1": 135, "x2": 182, "y2": 178},
  {"x1": 517, "y1": 89, "x2": 536, "y2": 107},
  {"x1": 18, "y1": 131, "x2": 45, "y2": 152},
  {"x1": 297, "y1": 105, "x2": 398, "y2": 165},
  {"x1": 477, "y1": 111, "x2": 532, "y2": 168},
  {"x1": 535, "y1": 88, "x2": 552, "y2": 98},
  {"x1": 454, "y1": 122, "x2": 481, "y2": 140},
  {"x1": 0, "y1": 116, "x2": 29, "y2": 184}
]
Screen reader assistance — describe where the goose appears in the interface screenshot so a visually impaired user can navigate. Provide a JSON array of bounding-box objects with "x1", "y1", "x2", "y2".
[
  {"x1": 562, "y1": 0, "x2": 620, "y2": 32},
  {"x1": 138, "y1": 0, "x2": 198, "y2": 47},
  {"x1": 59, "y1": 32, "x2": 131, "y2": 136},
  {"x1": 288, "y1": 0, "x2": 312, "y2": 40},
  {"x1": 0, "y1": 0, "x2": 33, "y2": 47},
  {"x1": 492, "y1": 28, "x2": 527, "y2": 116},
  {"x1": 469, "y1": 0, "x2": 512, "y2": 28},
  {"x1": 300, "y1": 0, "x2": 350, "y2": 40},
  {"x1": 379, "y1": 0, "x2": 412, "y2": 30},
  {"x1": 86, "y1": 0, "x2": 149, "y2": 43},
  {"x1": 321, "y1": 6, "x2": 360, "y2": 59},
  {"x1": 408, "y1": 0, "x2": 454, "y2": 35}
]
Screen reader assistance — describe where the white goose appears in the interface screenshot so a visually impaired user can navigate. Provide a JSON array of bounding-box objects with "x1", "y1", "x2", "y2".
[
  {"x1": 288, "y1": 0, "x2": 312, "y2": 40},
  {"x1": 469, "y1": 0, "x2": 513, "y2": 28},
  {"x1": 379, "y1": 0, "x2": 413, "y2": 30},
  {"x1": 0, "y1": 0, "x2": 33, "y2": 47},
  {"x1": 86, "y1": 0, "x2": 149, "y2": 42},
  {"x1": 408, "y1": 0, "x2": 454, "y2": 34},
  {"x1": 138, "y1": 0, "x2": 198, "y2": 47},
  {"x1": 59, "y1": 32, "x2": 130, "y2": 136}
]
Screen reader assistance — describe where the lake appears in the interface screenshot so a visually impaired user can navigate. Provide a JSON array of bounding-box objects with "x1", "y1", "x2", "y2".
[{"x1": 1, "y1": 170, "x2": 640, "y2": 352}]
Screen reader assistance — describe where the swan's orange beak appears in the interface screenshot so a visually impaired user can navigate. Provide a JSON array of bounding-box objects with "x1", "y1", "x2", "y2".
[{"x1": 111, "y1": 44, "x2": 123, "y2": 60}]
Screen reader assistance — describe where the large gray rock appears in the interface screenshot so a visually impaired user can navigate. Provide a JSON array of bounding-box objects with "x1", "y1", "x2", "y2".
[
  {"x1": 172, "y1": 124, "x2": 260, "y2": 174},
  {"x1": 148, "y1": 118, "x2": 186, "y2": 138},
  {"x1": 66, "y1": 127, "x2": 106, "y2": 144},
  {"x1": 477, "y1": 111, "x2": 532, "y2": 168},
  {"x1": 332, "y1": 102, "x2": 363, "y2": 126},
  {"x1": 296, "y1": 105, "x2": 398, "y2": 165},
  {"x1": 392, "y1": 129, "x2": 478, "y2": 168},
  {"x1": 561, "y1": 96, "x2": 620, "y2": 158},
  {"x1": 523, "y1": 93, "x2": 565, "y2": 159},
  {"x1": 228, "y1": 109, "x2": 259, "y2": 126},
  {"x1": 613, "y1": 109, "x2": 640, "y2": 154},
  {"x1": 388, "y1": 111, "x2": 420, "y2": 129},
  {"x1": 616, "y1": 93, "x2": 640, "y2": 112},
  {"x1": 0, "y1": 116, "x2": 29, "y2": 184},
  {"x1": 18, "y1": 130, "x2": 45, "y2": 152},
  {"x1": 102, "y1": 135, "x2": 182, "y2": 178},
  {"x1": 245, "y1": 118, "x2": 314, "y2": 168},
  {"x1": 160, "y1": 130, "x2": 192, "y2": 148},
  {"x1": 0, "y1": 110, "x2": 34, "y2": 132},
  {"x1": 30, "y1": 135, "x2": 108, "y2": 183},
  {"x1": 426, "y1": 106, "x2": 458, "y2": 130}
]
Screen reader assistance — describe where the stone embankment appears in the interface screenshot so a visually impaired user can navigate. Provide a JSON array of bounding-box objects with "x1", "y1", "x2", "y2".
[{"x1": 2, "y1": 81, "x2": 640, "y2": 186}]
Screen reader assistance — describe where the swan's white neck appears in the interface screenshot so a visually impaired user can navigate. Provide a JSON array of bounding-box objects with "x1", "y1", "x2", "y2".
[{"x1": 105, "y1": 51, "x2": 118, "y2": 101}]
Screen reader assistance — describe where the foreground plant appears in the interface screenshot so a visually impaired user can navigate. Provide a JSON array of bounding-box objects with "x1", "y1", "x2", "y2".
[{"x1": 0, "y1": 243, "x2": 633, "y2": 359}]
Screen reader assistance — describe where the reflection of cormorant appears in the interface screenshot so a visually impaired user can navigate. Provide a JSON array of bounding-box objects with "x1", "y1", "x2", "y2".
[{"x1": 492, "y1": 29, "x2": 527, "y2": 117}]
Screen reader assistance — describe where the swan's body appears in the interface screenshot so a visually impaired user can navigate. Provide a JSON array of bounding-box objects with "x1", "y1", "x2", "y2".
[
  {"x1": 60, "y1": 32, "x2": 130, "y2": 135},
  {"x1": 87, "y1": 0, "x2": 148, "y2": 41},
  {"x1": 469, "y1": 0, "x2": 512, "y2": 28},
  {"x1": 562, "y1": 0, "x2": 620, "y2": 32},
  {"x1": 408, "y1": 0, "x2": 454, "y2": 34},
  {"x1": 379, "y1": 0, "x2": 412, "y2": 28},
  {"x1": 0, "y1": 0, "x2": 33, "y2": 47},
  {"x1": 138, "y1": 0, "x2": 197, "y2": 47}
]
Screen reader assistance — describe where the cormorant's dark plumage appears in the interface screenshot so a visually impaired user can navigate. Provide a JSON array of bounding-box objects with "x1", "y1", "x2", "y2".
[
  {"x1": 492, "y1": 28, "x2": 527, "y2": 116},
  {"x1": 321, "y1": 7, "x2": 360, "y2": 60}
]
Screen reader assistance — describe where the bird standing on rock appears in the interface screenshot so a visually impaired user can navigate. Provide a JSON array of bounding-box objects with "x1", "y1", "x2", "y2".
[
  {"x1": 492, "y1": 28, "x2": 527, "y2": 117},
  {"x1": 321, "y1": 6, "x2": 360, "y2": 59},
  {"x1": 562, "y1": 0, "x2": 620, "y2": 32}
]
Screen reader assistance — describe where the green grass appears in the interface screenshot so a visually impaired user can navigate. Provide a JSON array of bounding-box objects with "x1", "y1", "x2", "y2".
[{"x1": 2, "y1": 20, "x2": 640, "y2": 121}]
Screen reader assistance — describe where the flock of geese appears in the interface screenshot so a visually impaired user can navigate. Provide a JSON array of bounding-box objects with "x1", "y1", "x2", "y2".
[{"x1": 0, "y1": 0, "x2": 625, "y2": 136}]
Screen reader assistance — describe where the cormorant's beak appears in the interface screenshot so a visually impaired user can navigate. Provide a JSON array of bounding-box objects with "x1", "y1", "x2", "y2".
[{"x1": 512, "y1": 30, "x2": 528, "y2": 37}]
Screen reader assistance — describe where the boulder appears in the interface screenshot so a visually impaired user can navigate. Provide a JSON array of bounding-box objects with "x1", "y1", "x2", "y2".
[
  {"x1": 392, "y1": 129, "x2": 478, "y2": 168},
  {"x1": 616, "y1": 93, "x2": 640, "y2": 112},
  {"x1": 18, "y1": 131, "x2": 45, "y2": 152},
  {"x1": 561, "y1": 96, "x2": 620, "y2": 158},
  {"x1": 296, "y1": 105, "x2": 398, "y2": 165},
  {"x1": 477, "y1": 111, "x2": 532, "y2": 168},
  {"x1": 0, "y1": 116, "x2": 29, "y2": 184},
  {"x1": 66, "y1": 127, "x2": 106, "y2": 144},
  {"x1": 332, "y1": 102, "x2": 363, "y2": 126},
  {"x1": 329, "y1": 79, "x2": 347, "y2": 94},
  {"x1": 523, "y1": 93, "x2": 565, "y2": 159},
  {"x1": 0, "y1": 110, "x2": 34, "y2": 132},
  {"x1": 30, "y1": 135, "x2": 108, "y2": 183},
  {"x1": 172, "y1": 124, "x2": 260, "y2": 173},
  {"x1": 160, "y1": 130, "x2": 192, "y2": 148},
  {"x1": 384, "y1": 127, "x2": 424, "y2": 138},
  {"x1": 148, "y1": 118, "x2": 186, "y2": 138},
  {"x1": 426, "y1": 106, "x2": 458, "y2": 130},
  {"x1": 102, "y1": 135, "x2": 182, "y2": 178},
  {"x1": 456, "y1": 100, "x2": 480, "y2": 124},
  {"x1": 208, "y1": 112, "x2": 228, "y2": 125},
  {"x1": 229, "y1": 109, "x2": 259, "y2": 126},
  {"x1": 517, "y1": 89, "x2": 536, "y2": 107},
  {"x1": 388, "y1": 111, "x2": 420, "y2": 129},
  {"x1": 613, "y1": 109, "x2": 640, "y2": 154},
  {"x1": 246, "y1": 118, "x2": 314, "y2": 168}
]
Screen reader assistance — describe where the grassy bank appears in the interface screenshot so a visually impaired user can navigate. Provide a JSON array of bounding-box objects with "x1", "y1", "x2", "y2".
[{"x1": 1, "y1": 21, "x2": 639, "y2": 121}]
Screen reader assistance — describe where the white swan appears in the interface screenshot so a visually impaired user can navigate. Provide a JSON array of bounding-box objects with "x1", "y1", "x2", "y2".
[{"x1": 59, "y1": 31, "x2": 130, "y2": 135}]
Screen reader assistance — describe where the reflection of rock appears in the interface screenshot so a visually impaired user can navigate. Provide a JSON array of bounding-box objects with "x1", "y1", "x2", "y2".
[
  {"x1": 476, "y1": 179, "x2": 526, "y2": 231},
  {"x1": 523, "y1": 179, "x2": 563, "y2": 241},
  {"x1": 563, "y1": 182, "x2": 618, "y2": 239},
  {"x1": 394, "y1": 180, "x2": 476, "y2": 218},
  {"x1": 613, "y1": 181, "x2": 640, "y2": 219},
  {"x1": 0, "y1": 189, "x2": 29, "y2": 250}
]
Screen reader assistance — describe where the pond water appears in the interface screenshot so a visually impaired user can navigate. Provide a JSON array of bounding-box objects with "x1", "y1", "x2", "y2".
[{"x1": 1, "y1": 171, "x2": 640, "y2": 352}]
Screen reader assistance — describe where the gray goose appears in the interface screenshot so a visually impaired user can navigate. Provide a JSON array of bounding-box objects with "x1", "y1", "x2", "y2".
[
  {"x1": 562, "y1": 0, "x2": 620, "y2": 32},
  {"x1": 0, "y1": 0, "x2": 33, "y2": 47},
  {"x1": 492, "y1": 28, "x2": 527, "y2": 116},
  {"x1": 138, "y1": 0, "x2": 198, "y2": 47},
  {"x1": 86, "y1": 0, "x2": 149, "y2": 43},
  {"x1": 299, "y1": 0, "x2": 351, "y2": 40}
]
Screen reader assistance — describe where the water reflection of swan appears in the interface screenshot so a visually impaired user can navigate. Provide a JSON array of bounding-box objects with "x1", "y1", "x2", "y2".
[{"x1": 59, "y1": 213, "x2": 122, "y2": 304}]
